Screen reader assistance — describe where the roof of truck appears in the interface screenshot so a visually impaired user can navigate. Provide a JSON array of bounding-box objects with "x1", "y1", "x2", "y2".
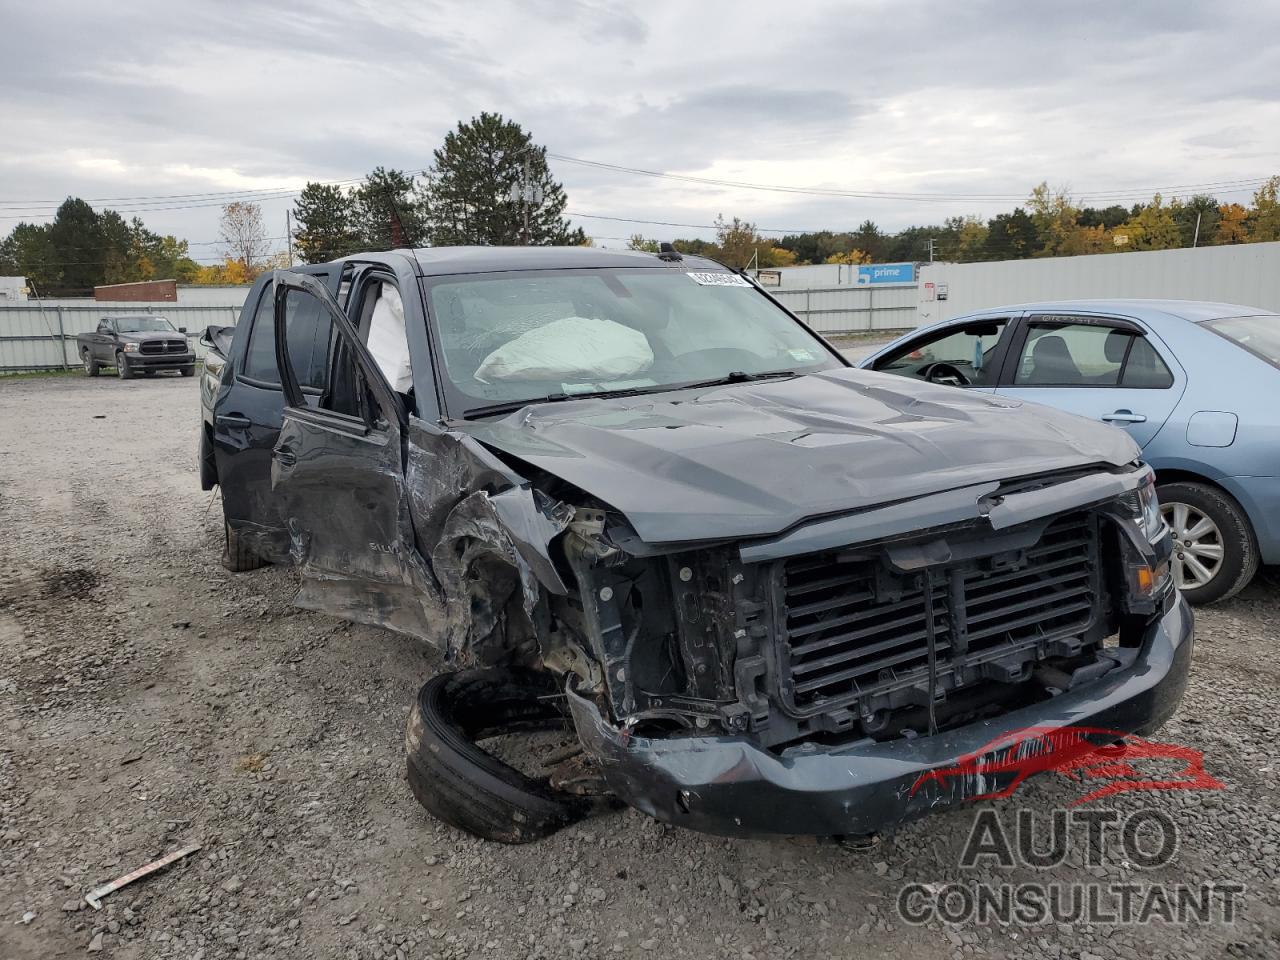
[{"x1": 357, "y1": 245, "x2": 726, "y2": 276}]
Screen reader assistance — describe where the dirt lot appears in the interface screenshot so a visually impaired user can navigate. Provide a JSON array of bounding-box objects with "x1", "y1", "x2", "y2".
[{"x1": 1, "y1": 374, "x2": 1277, "y2": 960}]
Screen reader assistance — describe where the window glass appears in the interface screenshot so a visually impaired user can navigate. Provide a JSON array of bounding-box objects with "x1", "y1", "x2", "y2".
[
  {"x1": 1014, "y1": 322, "x2": 1131, "y2": 386},
  {"x1": 242, "y1": 286, "x2": 333, "y2": 389},
  {"x1": 875, "y1": 320, "x2": 1009, "y2": 386},
  {"x1": 242, "y1": 291, "x2": 277, "y2": 382},
  {"x1": 1120, "y1": 336, "x2": 1174, "y2": 388},
  {"x1": 425, "y1": 268, "x2": 841, "y2": 415},
  {"x1": 1204, "y1": 315, "x2": 1280, "y2": 370}
]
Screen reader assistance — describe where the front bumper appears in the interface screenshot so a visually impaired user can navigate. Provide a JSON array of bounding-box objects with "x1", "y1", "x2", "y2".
[
  {"x1": 124, "y1": 353, "x2": 196, "y2": 369},
  {"x1": 566, "y1": 595, "x2": 1194, "y2": 838}
]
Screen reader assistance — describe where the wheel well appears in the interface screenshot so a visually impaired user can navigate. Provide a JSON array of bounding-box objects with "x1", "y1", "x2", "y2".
[
  {"x1": 1153, "y1": 467, "x2": 1259, "y2": 543},
  {"x1": 1152, "y1": 467, "x2": 1222, "y2": 491},
  {"x1": 200, "y1": 421, "x2": 218, "y2": 491}
]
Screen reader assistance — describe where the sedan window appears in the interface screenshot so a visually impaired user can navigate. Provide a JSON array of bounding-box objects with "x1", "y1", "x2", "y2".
[
  {"x1": 1013, "y1": 321, "x2": 1172, "y2": 388},
  {"x1": 874, "y1": 320, "x2": 1009, "y2": 386},
  {"x1": 1204, "y1": 314, "x2": 1280, "y2": 370}
]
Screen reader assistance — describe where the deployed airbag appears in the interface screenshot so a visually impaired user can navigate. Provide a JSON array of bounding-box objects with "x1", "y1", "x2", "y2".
[
  {"x1": 476, "y1": 317, "x2": 653, "y2": 383},
  {"x1": 367, "y1": 285, "x2": 413, "y2": 394}
]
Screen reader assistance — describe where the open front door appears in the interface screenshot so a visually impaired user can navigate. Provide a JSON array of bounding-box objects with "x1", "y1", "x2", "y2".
[{"x1": 268, "y1": 271, "x2": 439, "y2": 636}]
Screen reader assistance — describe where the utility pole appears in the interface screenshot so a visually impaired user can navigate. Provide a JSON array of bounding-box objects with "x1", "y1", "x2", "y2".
[
  {"x1": 285, "y1": 210, "x2": 294, "y2": 266},
  {"x1": 1192, "y1": 211, "x2": 1202, "y2": 248},
  {"x1": 510, "y1": 149, "x2": 543, "y2": 246},
  {"x1": 927, "y1": 238, "x2": 936, "y2": 263}
]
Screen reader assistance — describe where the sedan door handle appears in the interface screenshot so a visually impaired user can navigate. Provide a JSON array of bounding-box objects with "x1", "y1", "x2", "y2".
[
  {"x1": 1101, "y1": 410, "x2": 1147, "y2": 424},
  {"x1": 216, "y1": 413, "x2": 252, "y2": 428}
]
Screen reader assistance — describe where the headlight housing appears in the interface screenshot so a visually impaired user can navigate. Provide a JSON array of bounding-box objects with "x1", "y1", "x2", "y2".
[
  {"x1": 1135, "y1": 472, "x2": 1165, "y2": 542},
  {"x1": 1121, "y1": 470, "x2": 1174, "y2": 608},
  {"x1": 122, "y1": 342, "x2": 139, "y2": 353}
]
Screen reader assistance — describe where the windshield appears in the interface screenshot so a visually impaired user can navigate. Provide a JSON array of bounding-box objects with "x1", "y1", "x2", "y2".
[
  {"x1": 115, "y1": 316, "x2": 176, "y2": 333},
  {"x1": 424, "y1": 267, "x2": 842, "y2": 416},
  {"x1": 1204, "y1": 315, "x2": 1280, "y2": 370}
]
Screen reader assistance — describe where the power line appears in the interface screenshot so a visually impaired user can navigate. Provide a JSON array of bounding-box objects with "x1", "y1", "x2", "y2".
[
  {"x1": 0, "y1": 172, "x2": 424, "y2": 208},
  {"x1": 548, "y1": 152, "x2": 1272, "y2": 204}
]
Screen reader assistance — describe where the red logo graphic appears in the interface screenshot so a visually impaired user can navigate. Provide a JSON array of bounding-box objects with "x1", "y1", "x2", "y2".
[{"x1": 910, "y1": 726, "x2": 1224, "y2": 806}]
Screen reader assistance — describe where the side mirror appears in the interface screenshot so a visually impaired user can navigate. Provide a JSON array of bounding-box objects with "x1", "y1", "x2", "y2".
[{"x1": 178, "y1": 326, "x2": 188, "y2": 334}]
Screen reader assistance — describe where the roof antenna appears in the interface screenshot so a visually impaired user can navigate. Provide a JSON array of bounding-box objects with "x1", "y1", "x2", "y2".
[
  {"x1": 657, "y1": 241, "x2": 683, "y2": 262},
  {"x1": 379, "y1": 179, "x2": 430, "y2": 279}
]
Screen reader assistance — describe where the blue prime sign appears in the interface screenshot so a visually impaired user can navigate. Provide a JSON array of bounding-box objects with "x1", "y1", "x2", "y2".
[{"x1": 856, "y1": 262, "x2": 915, "y2": 285}]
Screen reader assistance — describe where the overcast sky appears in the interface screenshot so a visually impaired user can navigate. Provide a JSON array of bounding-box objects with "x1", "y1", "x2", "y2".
[{"x1": 3, "y1": 0, "x2": 1279, "y2": 261}]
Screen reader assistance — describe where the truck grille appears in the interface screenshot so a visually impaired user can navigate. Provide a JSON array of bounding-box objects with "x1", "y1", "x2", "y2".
[
  {"x1": 140, "y1": 339, "x2": 187, "y2": 354},
  {"x1": 773, "y1": 512, "x2": 1100, "y2": 717}
]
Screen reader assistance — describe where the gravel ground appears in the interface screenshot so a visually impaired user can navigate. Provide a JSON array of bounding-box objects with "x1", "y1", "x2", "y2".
[{"x1": 1, "y1": 374, "x2": 1277, "y2": 960}]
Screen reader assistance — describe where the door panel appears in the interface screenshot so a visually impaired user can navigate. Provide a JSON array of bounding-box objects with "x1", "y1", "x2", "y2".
[
  {"x1": 995, "y1": 315, "x2": 1185, "y2": 449},
  {"x1": 267, "y1": 271, "x2": 426, "y2": 621},
  {"x1": 211, "y1": 265, "x2": 341, "y2": 553}
]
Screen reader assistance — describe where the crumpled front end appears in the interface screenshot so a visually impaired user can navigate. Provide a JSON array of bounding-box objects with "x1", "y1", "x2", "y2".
[{"x1": 551, "y1": 463, "x2": 1192, "y2": 837}]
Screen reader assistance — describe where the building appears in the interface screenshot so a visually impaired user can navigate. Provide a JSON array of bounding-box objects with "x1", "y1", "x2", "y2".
[{"x1": 0, "y1": 276, "x2": 28, "y2": 302}]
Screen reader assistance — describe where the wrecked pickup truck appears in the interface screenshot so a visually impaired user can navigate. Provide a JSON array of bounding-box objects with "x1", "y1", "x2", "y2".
[{"x1": 200, "y1": 246, "x2": 1191, "y2": 842}]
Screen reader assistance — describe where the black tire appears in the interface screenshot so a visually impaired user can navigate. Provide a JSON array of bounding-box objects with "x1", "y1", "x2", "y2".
[
  {"x1": 1158, "y1": 481, "x2": 1259, "y2": 604},
  {"x1": 221, "y1": 518, "x2": 268, "y2": 572},
  {"x1": 199, "y1": 427, "x2": 218, "y2": 491},
  {"x1": 115, "y1": 352, "x2": 134, "y2": 380},
  {"x1": 405, "y1": 669, "x2": 593, "y2": 843},
  {"x1": 82, "y1": 349, "x2": 99, "y2": 377},
  {"x1": 181, "y1": 365, "x2": 196, "y2": 377}
]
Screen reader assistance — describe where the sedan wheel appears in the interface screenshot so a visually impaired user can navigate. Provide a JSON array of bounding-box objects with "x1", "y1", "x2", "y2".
[
  {"x1": 1162, "y1": 502, "x2": 1223, "y2": 591},
  {"x1": 1156, "y1": 481, "x2": 1258, "y2": 604}
]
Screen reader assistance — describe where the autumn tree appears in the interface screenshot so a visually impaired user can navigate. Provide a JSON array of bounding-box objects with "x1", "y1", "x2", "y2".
[
  {"x1": 1027, "y1": 183, "x2": 1085, "y2": 257},
  {"x1": 219, "y1": 201, "x2": 270, "y2": 274},
  {"x1": 1114, "y1": 194, "x2": 1181, "y2": 251},
  {"x1": 1249, "y1": 176, "x2": 1280, "y2": 242},
  {"x1": 423, "y1": 113, "x2": 585, "y2": 246},
  {"x1": 825, "y1": 249, "x2": 870, "y2": 265},
  {"x1": 626, "y1": 234, "x2": 659, "y2": 252},
  {"x1": 293, "y1": 182, "x2": 361, "y2": 263},
  {"x1": 1216, "y1": 203, "x2": 1249, "y2": 244},
  {"x1": 710, "y1": 216, "x2": 756, "y2": 268}
]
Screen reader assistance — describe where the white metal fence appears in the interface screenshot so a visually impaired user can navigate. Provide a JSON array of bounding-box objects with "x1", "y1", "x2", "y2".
[
  {"x1": 769, "y1": 284, "x2": 918, "y2": 334},
  {"x1": 0, "y1": 303, "x2": 242, "y2": 372},
  {"x1": 916, "y1": 241, "x2": 1280, "y2": 327}
]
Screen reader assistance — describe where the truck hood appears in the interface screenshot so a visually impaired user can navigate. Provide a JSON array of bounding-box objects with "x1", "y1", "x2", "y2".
[{"x1": 456, "y1": 368, "x2": 1139, "y2": 545}]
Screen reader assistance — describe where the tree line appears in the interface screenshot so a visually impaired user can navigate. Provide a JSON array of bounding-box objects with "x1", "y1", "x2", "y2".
[
  {"x1": 0, "y1": 199, "x2": 204, "y2": 297},
  {"x1": 7, "y1": 110, "x2": 1280, "y2": 294},
  {"x1": 636, "y1": 178, "x2": 1280, "y2": 269}
]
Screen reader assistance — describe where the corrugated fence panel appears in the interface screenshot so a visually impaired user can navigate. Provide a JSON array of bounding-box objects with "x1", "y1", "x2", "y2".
[
  {"x1": 0, "y1": 303, "x2": 243, "y2": 372},
  {"x1": 772, "y1": 284, "x2": 918, "y2": 334},
  {"x1": 917, "y1": 241, "x2": 1280, "y2": 327}
]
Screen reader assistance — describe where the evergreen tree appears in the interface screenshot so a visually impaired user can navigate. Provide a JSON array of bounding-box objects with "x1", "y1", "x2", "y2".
[
  {"x1": 0, "y1": 222, "x2": 58, "y2": 292},
  {"x1": 354, "y1": 167, "x2": 425, "y2": 251},
  {"x1": 424, "y1": 112, "x2": 585, "y2": 246},
  {"x1": 293, "y1": 182, "x2": 361, "y2": 263},
  {"x1": 47, "y1": 198, "x2": 105, "y2": 295}
]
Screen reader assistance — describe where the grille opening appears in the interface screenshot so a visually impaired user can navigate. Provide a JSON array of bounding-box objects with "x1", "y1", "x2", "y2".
[{"x1": 771, "y1": 512, "x2": 1103, "y2": 730}]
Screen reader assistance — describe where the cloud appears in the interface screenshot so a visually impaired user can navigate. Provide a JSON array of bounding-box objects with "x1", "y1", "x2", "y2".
[{"x1": 2, "y1": 0, "x2": 1279, "y2": 246}]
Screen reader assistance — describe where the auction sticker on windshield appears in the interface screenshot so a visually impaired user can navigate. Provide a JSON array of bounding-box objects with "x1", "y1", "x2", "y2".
[{"x1": 687, "y1": 271, "x2": 751, "y2": 286}]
